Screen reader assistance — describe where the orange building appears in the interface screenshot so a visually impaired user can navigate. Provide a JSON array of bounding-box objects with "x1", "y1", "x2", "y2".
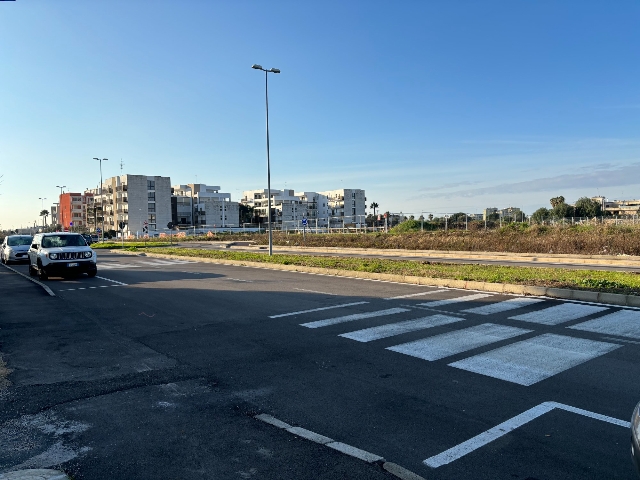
[{"x1": 59, "y1": 193, "x2": 93, "y2": 230}]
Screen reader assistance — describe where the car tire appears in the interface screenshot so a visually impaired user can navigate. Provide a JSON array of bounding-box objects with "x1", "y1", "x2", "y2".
[
  {"x1": 37, "y1": 261, "x2": 48, "y2": 280},
  {"x1": 28, "y1": 263, "x2": 36, "y2": 276},
  {"x1": 87, "y1": 269, "x2": 97, "y2": 278}
]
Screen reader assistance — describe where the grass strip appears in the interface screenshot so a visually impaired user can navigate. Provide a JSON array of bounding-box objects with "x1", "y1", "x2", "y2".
[{"x1": 139, "y1": 247, "x2": 640, "y2": 296}]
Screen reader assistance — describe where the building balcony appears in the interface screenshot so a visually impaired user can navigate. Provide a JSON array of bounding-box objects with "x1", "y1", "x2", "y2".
[{"x1": 116, "y1": 185, "x2": 128, "y2": 192}]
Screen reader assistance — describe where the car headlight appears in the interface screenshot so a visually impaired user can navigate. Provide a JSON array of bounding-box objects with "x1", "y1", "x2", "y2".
[
  {"x1": 84, "y1": 251, "x2": 93, "y2": 258},
  {"x1": 49, "y1": 253, "x2": 58, "y2": 260}
]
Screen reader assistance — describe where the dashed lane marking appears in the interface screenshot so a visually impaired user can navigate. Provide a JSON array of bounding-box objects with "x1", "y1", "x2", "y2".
[
  {"x1": 95, "y1": 275, "x2": 128, "y2": 286},
  {"x1": 294, "y1": 288, "x2": 339, "y2": 296},
  {"x1": 339, "y1": 314, "x2": 464, "y2": 343},
  {"x1": 387, "y1": 323, "x2": 531, "y2": 361}
]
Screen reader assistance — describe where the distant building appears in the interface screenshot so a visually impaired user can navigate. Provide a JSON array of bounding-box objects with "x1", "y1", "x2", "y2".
[
  {"x1": 483, "y1": 208, "x2": 498, "y2": 220},
  {"x1": 171, "y1": 184, "x2": 239, "y2": 227},
  {"x1": 591, "y1": 196, "x2": 640, "y2": 216},
  {"x1": 58, "y1": 192, "x2": 93, "y2": 230}
]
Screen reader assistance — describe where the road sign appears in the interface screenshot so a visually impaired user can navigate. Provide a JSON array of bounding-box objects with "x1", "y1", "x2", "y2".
[
  {"x1": 69, "y1": 222, "x2": 74, "y2": 226},
  {"x1": 302, "y1": 218, "x2": 308, "y2": 226},
  {"x1": 96, "y1": 227, "x2": 102, "y2": 233},
  {"x1": 119, "y1": 221, "x2": 126, "y2": 230}
]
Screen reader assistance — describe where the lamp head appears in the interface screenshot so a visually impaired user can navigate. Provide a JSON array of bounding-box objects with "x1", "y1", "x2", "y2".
[
  {"x1": 93, "y1": 157, "x2": 100, "y2": 161},
  {"x1": 269, "y1": 68, "x2": 281, "y2": 74},
  {"x1": 252, "y1": 64, "x2": 263, "y2": 70}
]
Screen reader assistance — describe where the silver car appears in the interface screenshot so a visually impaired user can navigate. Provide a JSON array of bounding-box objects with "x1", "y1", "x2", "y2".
[{"x1": 1, "y1": 235, "x2": 33, "y2": 264}]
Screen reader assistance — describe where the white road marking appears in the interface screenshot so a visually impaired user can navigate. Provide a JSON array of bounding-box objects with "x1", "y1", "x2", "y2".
[
  {"x1": 301, "y1": 308, "x2": 409, "y2": 329},
  {"x1": 417, "y1": 293, "x2": 492, "y2": 309},
  {"x1": 600, "y1": 336, "x2": 640, "y2": 345},
  {"x1": 98, "y1": 263, "x2": 141, "y2": 269},
  {"x1": 95, "y1": 275, "x2": 128, "y2": 286},
  {"x1": 339, "y1": 314, "x2": 464, "y2": 342},
  {"x1": 450, "y1": 333, "x2": 621, "y2": 386},
  {"x1": 387, "y1": 323, "x2": 530, "y2": 361},
  {"x1": 294, "y1": 288, "x2": 339, "y2": 296},
  {"x1": 269, "y1": 301, "x2": 369, "y2": 319},
  {"x1": 225, "y1": 278, "x2": 253, "y2": 283},
  {"x1": 569, "y1": 309, "x2": 640, "y2": 339},
  {"x1": 509, "y1": 303, "x2": 608, "y2": 325},
  {"x1": 463, "y1": 297, "x2": 544, "y2": 315},
  {"x1": 383, "y1": 289, "x2": 447, "y2": 301},
  {"x1": 424, "y1": 401, "x2": 629, "y2": 468}
]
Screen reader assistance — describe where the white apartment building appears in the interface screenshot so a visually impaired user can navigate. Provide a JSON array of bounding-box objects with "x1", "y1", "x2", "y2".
[
  {"x1": 241, "y1": 187, "x2": 367, "y2": 227},
  {"x1": 172, "y1": 184, "x2": 239, "y2": 227},
  {"x1": 94, "y1": 175, "x2": 172, "y2": 236}
]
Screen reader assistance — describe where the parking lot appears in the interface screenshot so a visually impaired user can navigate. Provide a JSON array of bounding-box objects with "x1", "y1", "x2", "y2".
[{"x1": 1, "y1": 250, "x2": 639, "y2": 479}]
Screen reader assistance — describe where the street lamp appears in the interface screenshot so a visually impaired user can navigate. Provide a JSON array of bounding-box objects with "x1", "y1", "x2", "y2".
[
  {"x1": 56, "y1": 185, "x2": 66, "y2": 196},
  {"x1": 252, "y1": 64, "x2": 280, "y2": 256},
  {"x1": 93, "y1": 158, "x2": 108, "y2": 241}
]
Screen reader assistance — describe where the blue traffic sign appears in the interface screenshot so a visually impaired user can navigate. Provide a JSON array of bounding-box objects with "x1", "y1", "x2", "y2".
[
  {"x1": 96, "y1": 228, "x2": 102, "y2": 233},
  {"x1": 69, "y1": 222, "x2": 73, "y2": 226},
  {"x1": 302, "y1": 218, "x2": 308, "y2": 226}
]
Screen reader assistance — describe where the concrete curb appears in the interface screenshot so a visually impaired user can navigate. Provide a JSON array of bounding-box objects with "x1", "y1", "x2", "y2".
[
  {"x1": 255, "y1": 414, "x2": 427, "y2": 480},
  {"x1": 0, "y1": 263, "x2": 55, "y2": 297},
  {"x1": 110, "y1": 250, "x2": 640, "y2": 308},
  {"x1": 0, "y1": 470, "x2": 70, "y2": 480}
]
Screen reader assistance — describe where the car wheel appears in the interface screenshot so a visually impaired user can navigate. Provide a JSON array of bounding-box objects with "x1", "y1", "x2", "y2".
[
  {"x1": 37, "y1": 262, "x2": 48, "y2": 280},
  {"x1": 87, "y1": 269, "x2": 97, "y2": 278},
  {"x1": 28, "y1": 263, "x2": 36, "y2": 276}
]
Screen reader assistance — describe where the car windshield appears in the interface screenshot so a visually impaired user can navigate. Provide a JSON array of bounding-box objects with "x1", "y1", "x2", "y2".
[
  {"x1": 7, "y1": 236, "x2": 33, "y2": 247},
  {"x1": 41, "y1": 235, "x2": 87, "y2": 248}
]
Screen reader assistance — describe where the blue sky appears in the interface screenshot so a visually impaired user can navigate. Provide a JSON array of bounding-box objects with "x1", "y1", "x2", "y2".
[{"x1": 1, "y1": 0, "x2": 639, "y2": 229}]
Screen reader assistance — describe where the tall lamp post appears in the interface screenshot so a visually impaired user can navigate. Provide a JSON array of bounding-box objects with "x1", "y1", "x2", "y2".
[
  {"x1": 93, "y1": 158, "x2": 108, "y2": 241},
  {"x1": 56, "y1": 185, "x2": 66, "y2": 196},
  {"x1": 252, "y1": 64, "x2": 280, "y2": 256}
]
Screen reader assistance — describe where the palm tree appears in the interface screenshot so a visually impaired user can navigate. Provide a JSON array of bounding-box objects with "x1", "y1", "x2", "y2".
[
  {"x1": 40, "y1": 209, "x2": 49, "y2": 227},
  {"x1": 369, "y1": 202, "x2": 379, "y2": 217}
]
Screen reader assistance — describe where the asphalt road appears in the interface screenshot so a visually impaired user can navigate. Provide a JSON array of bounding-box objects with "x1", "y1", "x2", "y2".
[
  {"x1": 176, "y1": 241, "x2": 640, "y2": 273},
  {"x1": 1, "y1": 251, "x2": 639, "y2": 479}
]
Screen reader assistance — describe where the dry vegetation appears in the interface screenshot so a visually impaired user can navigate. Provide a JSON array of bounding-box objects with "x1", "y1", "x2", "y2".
[{"x1": 179, "y1": 224, "x2": 640, "y2": 256}]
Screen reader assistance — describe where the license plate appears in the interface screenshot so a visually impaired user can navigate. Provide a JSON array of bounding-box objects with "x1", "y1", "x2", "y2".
[{"x1": 68, "y1": 262, "x2": 79, "y2": 267}]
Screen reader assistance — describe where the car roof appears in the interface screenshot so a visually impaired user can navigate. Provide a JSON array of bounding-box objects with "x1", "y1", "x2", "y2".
[
  {"x1": 43, "y1": 232, "x2": 81, "y2": 236},
  {"x1": 7, "y1": 235, "x2": 32, "y2": 237}
]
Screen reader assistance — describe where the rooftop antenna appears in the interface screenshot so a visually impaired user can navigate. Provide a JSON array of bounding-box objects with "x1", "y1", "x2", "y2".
[{"x1": 120, "y1": 158, "x2": 124, "y2": 173}]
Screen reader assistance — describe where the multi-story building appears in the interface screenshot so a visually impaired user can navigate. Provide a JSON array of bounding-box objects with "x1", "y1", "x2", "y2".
[
  {"x1": 96, "y1": 175, "x2": 172, "y2": 236},
  {"x1": 319, "y1": 188, "x2": 366, "y2": 226},
  {"x1": 59, "y1": 192, "x2": 93, "y2": 230},
  {"x1": 498, "y1": 207, "x2": 522, "y2": 220},
  {"x1": 171, "y1": 184, "x2": 239, "y2": 227},
  {"x1": 592, "y1": 196, "x2": 640, "y2": 216},
  {"x1": 50, "y1": 204, "x2": 59, "y2": 227},
  {"x1": 241, "y1": 187, "x2": 367, "y2": 227},
  {"x1": 483, "y1": 208, "x2": 498, "y2": 220}
]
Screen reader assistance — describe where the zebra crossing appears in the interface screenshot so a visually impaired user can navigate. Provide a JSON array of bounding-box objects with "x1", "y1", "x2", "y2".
[
  {"x1": 271, "y1": 289, "x2": 640, "y2": 386},
  {"x1": 98, "y1": 258, "x2": 197, "y2": 270}
]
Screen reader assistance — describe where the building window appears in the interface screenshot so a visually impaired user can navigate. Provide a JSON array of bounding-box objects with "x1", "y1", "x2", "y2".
[
  {"x1": 352, "y1": 200, "x2": 356, "y2": 207},
  {"x1": 147, "y1": 180, "x2": 155, "y2": 190},
  {"x1": 148, "y1": 203, "x2": 155, "y2": 212},
  {"x1": 148, "y1": 192, "x2": 155, "y2": 201},
  {"x1": 352, "y1": 208, "x2": 356, "y2": 215},
  {"x1": 148, "y1": 214, "x2": 156, "y2": 223},
  {"x1": 352, "y1": 192, "x2": 356, "y2": 199}
]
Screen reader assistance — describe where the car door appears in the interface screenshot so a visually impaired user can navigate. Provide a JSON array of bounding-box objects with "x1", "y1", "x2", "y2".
[{"x1": 28, "y1": 235, "x2": 41, "y2": 266}]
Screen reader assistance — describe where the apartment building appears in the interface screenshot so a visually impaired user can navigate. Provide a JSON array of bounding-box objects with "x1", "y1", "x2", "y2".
[
  {"x1": 59, "y1": 192, "x2": 93, "y2": 230},
  {"x1": 319, "y1": 188, "x2": 366, "y2": 226},
  {"x1": 241, "y1": 187, "x2": 367, "y2": 227},
  {"x1": 592, "y1": 196, "x2": 640, "y2": 216},
  {"x1": 171, "y1": 184, "x2": 239, "y2": 227},
  {"x1": 96, "y1": 175, "x2": 172, "y2": 235}
]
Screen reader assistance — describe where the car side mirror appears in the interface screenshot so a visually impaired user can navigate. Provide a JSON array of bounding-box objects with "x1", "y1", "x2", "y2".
[{"x1": 31, "y1": 244, "x2": 38, "y2": 249}]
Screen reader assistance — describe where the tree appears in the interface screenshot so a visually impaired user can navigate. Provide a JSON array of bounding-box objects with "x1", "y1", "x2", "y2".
[
  {"x1": 369, "y1": 202, "x2": 379, "y2": 217},
  {"x1": 531, "y1": 207, "x2": 550, "y2": 223},
  {"x1": 428, "y1": 214, "x2": 433, "y2": 221},
  {"x1": 574, "y1": 197, "x2": 602, "y2": 218},
  {"x1": 39, "y1": 209, "x2": 49, "y2": 225},
  {"x1": 552, "y1": 202, "x2": 572, "y2": 219},
  {"x1": 550, "y1": 196, "x2": 565, "y2": 208}
]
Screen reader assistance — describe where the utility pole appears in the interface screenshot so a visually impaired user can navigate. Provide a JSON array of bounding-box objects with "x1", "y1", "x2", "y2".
[{"x1": 93, "y1": 158, "x2": 108, "y2": 241}]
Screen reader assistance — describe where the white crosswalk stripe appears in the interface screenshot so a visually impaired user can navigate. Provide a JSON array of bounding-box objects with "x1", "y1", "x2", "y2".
[
  {"x1": 383, "y1": 290, "x2": 447, "y2": 301},
  {"x1": 339, "y1": 314, "x2": 463, "y2": 343},
  {"x1": 509, "y1": 303, "x2": 609, "y2": 325},
  {"x1": 417, "y1": 293, "x2": 492, "y2": 309},
  {"x1": 569, "y1": 309, "x2": 640, "y2": 339},
  {"x1": 269, "y1": 302, "x2": 369, "y2": 319},
  {"x1": 463, "y1": 297, "x2": 544, "y2": 315},
  {"x1": 387, "y1": 323, "x2": 531, "y2": 361},
  {"x1": 98, "y1": 263, "x2": 141, "y2": 270},
  {"x1": 449, "y1": 334, "x2": 621, "y2": 386},
  {"x1": 301, "y1": 308, "x2": 409, "y2": 329}
]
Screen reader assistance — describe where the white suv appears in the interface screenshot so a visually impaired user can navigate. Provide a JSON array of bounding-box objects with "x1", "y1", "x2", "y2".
[{"x1": 28, "y1": 232, "x2": 97, "y2": 280}]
